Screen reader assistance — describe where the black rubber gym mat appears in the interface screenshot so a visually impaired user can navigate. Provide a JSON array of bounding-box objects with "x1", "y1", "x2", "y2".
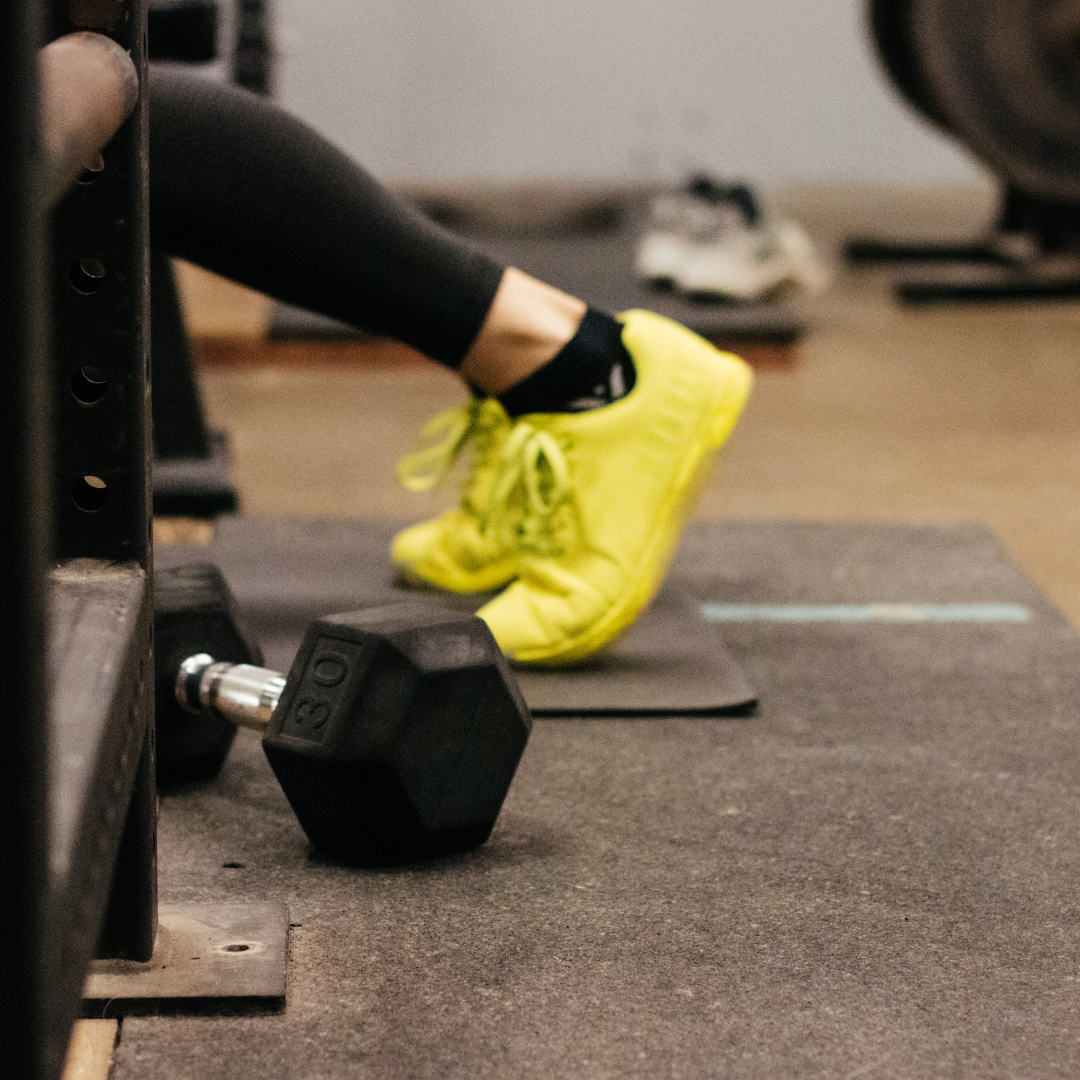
[
  {"x1": 156, "y1": 515, "x2": 758, "y2": 717},
  {"x1": 121, "y1": 522, "x2": 1080, "y2": 1078}
]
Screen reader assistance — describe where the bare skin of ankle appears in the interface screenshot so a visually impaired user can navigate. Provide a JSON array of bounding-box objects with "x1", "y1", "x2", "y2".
[{"x1": 459, "y1": 267, "x2": 587, "y2": 395}]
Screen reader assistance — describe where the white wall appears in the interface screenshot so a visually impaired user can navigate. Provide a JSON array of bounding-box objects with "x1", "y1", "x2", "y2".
[{"x1": 274, "y1": 0, "x2": 987, "y2": 188}]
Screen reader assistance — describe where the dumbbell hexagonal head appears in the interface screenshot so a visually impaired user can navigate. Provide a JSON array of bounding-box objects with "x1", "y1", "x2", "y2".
[
  {"x1": 263, "y1": 604, "x2": 532, "y2": 866},
  {"x1": 155, "y1": 564, "x2": 263, "y2": 786}
]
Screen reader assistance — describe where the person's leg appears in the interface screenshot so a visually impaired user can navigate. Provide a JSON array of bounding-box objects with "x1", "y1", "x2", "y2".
[
  {"x1": 149, "y1": 67, "x2": 586, "y2": 378},
  {"x1": 459, "y1": 270, "x2": 584, "y2": 392}
]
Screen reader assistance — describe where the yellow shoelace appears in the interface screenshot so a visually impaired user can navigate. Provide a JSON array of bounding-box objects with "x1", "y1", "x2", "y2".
[
  {"x1": 397, "y1": 398, "x2": 501, "y2": 493},
  {"x1": 483, "y1": 423, "x2": 573, "y2": 555}
]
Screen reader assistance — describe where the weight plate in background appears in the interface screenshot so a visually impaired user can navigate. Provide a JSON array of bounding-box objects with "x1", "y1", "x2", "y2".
[
  {"x1": 912, "y1": 0, "x2": 1080, "y2": 204},
  {"x1": 868, "y1": 0, "x2": 951, "y2": 130}
]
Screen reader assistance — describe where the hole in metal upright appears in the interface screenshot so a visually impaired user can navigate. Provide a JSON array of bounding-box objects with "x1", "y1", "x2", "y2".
[
  {"x1": 76, "y1": 152, "x2": 105, "y2": 185},
  {"x1": 69, "y1": 256, "x2": 106, "y2": 294},
  {"x1": 72, "y1": 474, "x2": 108, "y2": 512},
  {"x1": 69, "y1": 365, "x2": 107, "y2": 404}
]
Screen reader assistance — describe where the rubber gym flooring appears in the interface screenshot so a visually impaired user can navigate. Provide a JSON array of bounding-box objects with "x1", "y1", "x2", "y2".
[{"x1": 116, "y1": 519, "x2": 1080, "y2": 1078}]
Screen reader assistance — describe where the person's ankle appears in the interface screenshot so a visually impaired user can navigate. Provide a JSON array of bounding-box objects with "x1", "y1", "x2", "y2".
[
  {"x1": 460, "y1": 268, "x2": 586, "y2": 395},
  {"x1": 496, "y1": 308, "x2": 636, "y2": 418}
]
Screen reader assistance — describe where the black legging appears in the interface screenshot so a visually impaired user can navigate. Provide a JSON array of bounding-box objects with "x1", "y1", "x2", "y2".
[{"x1": 149, "y1": 68, "x2": 506, "y2": 369}]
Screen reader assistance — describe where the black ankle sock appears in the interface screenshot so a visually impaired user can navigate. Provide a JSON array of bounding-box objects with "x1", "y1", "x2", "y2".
[{"x1": 497, "y1": 308, "x2": 637, "y2": 418}]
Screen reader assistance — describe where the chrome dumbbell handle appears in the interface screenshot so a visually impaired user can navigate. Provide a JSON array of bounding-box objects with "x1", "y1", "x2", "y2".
[{"x1": 176, "y1": 654, "x2": 288, "y2": 731}]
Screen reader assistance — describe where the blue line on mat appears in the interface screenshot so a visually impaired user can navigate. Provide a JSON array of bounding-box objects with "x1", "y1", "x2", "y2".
[{"x1": 700, "y1": 604, "x2": 1031, "y2": 624}]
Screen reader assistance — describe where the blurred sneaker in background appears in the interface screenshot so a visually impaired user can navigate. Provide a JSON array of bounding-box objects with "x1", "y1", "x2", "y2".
[{"x1": 636, "y1": 176, "x2": 830, "y2": 302}]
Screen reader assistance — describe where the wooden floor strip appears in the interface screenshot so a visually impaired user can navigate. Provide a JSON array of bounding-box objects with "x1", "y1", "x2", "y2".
[
  {"x1": 195, "y1": 337, "x2": 432, "y2": 371},
  {"x1": 193, "y1": 335, "x2": 798, "y2": 371},
  {"x1": 62, "y1": 1020, "x2": 118, "y2": 1080}
]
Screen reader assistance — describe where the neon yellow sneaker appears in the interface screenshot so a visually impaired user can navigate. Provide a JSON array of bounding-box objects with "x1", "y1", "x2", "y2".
[
  {"x1": 391, "y1": 397, "x2": 518, "y2": 593},
  {"x1": 475, "y1": 309, "x2": 753, "y2": 665}
]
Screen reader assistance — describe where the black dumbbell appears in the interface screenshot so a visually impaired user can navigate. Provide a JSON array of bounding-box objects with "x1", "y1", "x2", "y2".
[
  {"x1": 155, "y1": 563, "x2": 264, "y2": 787},
  {"x1": 156, "y1": 564, "x2": 532, "y2": 866}
]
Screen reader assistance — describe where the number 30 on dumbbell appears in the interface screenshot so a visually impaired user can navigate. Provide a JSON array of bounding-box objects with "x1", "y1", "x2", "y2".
[{"x1": 154, "y1": 565, "x2": 532, "y2": 866}]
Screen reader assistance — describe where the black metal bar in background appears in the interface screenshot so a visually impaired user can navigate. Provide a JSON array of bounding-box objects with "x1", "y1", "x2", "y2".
[
  {"x1": 149, "y1": 247, "x2": 240, "y2": 517},
  {"x1": 143, "y1": 0, "x2": 244, "y2": 518},
  {"x1": 233, "y1": 0, "x2": 272, "y2": 94},
  {"x1": 151, "y1": 248, "x2": 212, "y2": 460},
  {"x1": 0, "y1": 0, "x2": 54, "y2": 1076},
  {"x1": 142, "y1": 0, "x2": 244, "y2": 503}
]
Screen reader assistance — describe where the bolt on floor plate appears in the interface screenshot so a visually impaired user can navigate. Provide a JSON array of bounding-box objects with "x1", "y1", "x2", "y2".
[{"x1": 82, "y1": 902, "x2": 287, "y2": 1017}]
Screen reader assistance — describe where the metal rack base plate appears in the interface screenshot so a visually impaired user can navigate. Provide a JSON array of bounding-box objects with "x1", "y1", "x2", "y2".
[{"x1": 82, "y1": 902, "x2": 287, "y2": 1017}]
